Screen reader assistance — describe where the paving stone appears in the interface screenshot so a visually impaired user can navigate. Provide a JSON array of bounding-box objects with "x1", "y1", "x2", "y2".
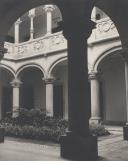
[{"x1": 0, "y1": 133, "x2": 128, "y2": 161}]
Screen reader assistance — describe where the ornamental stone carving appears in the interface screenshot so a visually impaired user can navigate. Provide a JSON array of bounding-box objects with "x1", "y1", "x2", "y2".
[
  {"x1": 96, "y1": 18, "x2": 117, "y2": 34},
  {"x1": 51, "y1": 34, "x2": 65, "y2": 46},
  {"x1": 17, "y1": 45, "x2": 27, "y2": 54},
  {"x1": 33, "y1": 40, "x2": 44, "y2": 51}
]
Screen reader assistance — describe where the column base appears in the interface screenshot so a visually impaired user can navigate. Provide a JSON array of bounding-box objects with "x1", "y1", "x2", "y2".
[
  {"x1": 90, "y1": 117, "x2": 101, "y2": 125},
  {"x1": 46, "y1": 111, "x2": 53, "y2": 117},
  {"x1": 12, "y1": 109, "x2": 19, "y2": 118},
  {"x1": 123, "y1": 125, "x2": 128, "y2": 140},
  {"x1": 60, "y1": 133, "x2": 98, "y2": 161}
]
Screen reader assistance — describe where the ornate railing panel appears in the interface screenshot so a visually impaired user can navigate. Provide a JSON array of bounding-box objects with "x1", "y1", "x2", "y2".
[{"x1": 4, "y1": 18, "x2": 119, "y2": 60}]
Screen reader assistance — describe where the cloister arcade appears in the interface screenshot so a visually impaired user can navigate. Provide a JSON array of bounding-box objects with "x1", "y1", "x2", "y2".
[{"x1": 0, "y1": 0, "x2": 128, "y2": 160}]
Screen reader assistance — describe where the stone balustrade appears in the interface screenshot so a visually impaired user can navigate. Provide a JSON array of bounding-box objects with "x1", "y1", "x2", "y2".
[{"x1": 4, "y1": 18, "x2": 119, "y2": 60}]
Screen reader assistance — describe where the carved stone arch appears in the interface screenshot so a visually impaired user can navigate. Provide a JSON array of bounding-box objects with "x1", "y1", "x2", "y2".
[
  {"x1": 0, "y1": 63, "x2": 15, "y2": 78},
  {"x1": 48, "y1": 56, "x2": 67, "y2": 77},
  {"x1": 16, "y1": 63, "x2": 45, "y2": 78},
  {"x1": 93, "y1": 45, "x2": 122, "y2": 73}
]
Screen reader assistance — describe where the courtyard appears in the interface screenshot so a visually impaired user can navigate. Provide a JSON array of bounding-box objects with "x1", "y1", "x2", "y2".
[{"x1": 0, "y1": 128, "x2": 127, "y2": 161}]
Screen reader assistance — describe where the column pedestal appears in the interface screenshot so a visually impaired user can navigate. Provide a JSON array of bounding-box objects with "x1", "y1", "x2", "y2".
[{"x1": 60, "y1": 133, "x2": 97, "y2": 161}]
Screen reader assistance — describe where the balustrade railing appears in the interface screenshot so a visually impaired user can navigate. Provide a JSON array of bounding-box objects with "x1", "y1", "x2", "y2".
[{"x1": 4, "y1": 18, "x2": 120, "y2": 60}]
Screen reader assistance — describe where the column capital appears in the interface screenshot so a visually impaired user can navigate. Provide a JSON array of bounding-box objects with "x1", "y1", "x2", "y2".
[
  {"x1": 89, "y1": 72, "x2": 99, "y2": 80},
  {"x1": 57, "y1": 1, "x2": 95, "y2": 40},
  {"x1": 15, "y1": 18, "x2": 22, "y2": 25},
  {"x1": 43, "y1": 77, "x2": 56, "y2": 84},
  {"x1": 43, "y1": 5, "x2": 55, "y2": 13},
  {"x1": 63, "y1": 20, "x2": 95, "y2": 40},
  {"x1": 29, "y1": 8, "x2": 36, "y2": 18},
  {"x1": 11, "y1": 79, "x2": 22, "y2": 88}
]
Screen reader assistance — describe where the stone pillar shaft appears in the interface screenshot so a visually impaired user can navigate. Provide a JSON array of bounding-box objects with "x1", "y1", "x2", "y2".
[
  {"x1": 29, "y1": 9, "x2": 35, "y2": 40},
  {"x1": 67, "y1": 37, "x2": 90, "y2": 136},
  {"x1": 43, "y1": 5, "x2": 54, "y2": 35},
  {"x1": 89, "y1": 72, "x2": 101, "y2": 124},
  {"x1": 11, "y1": 79, "x2": 22, "y2": 117},
  {"x1": 121, "y1": 52, "x2": 128, "y2": 124},
  {"x1": 124, "y1": 60, "x2": 128, "y2": 124},
  {"x1": 44, "y1": 78, "x2": 55, "y2": 116},
  {"x1": 14, "y1": 18, "x2": 21, "y2": 44},
  {"x1": 59, "y1": 3, "x2": 98, "y2": 160}
]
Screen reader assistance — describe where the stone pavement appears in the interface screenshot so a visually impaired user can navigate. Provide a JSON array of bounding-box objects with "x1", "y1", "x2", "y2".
[{"x1": 0, "y1": 133, "x2": 128, "y2": 161}]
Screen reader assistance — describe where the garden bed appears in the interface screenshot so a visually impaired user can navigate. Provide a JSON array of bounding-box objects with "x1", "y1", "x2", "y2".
[{"x1": 0, "y1": 108, "x2": 110, "y2": 142}]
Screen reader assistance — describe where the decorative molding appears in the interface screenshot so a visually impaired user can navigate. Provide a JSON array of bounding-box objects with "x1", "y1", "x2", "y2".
[
  {"x1": 95, "y1": 18, "x2": 119, "y2": 39},
  {"x1": 33, "y1": 40, "x2": 45, "y2": 51},
  {"x1": 3, "y1": 18, "x2": 119, "y2": 60},
  {"x1": 88, "y1": 72, "x2": 99, "y2": 80},
  {"x1": 43, "y1": 77, "x2": 56, "y2": 84},
  {"x1": 11, "y1": 78, "x2": 22, "y2": 88}
]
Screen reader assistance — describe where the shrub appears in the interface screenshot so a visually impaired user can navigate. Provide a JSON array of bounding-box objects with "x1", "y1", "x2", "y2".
[
  {"x1": 90, "y1": 123, "x2": 110, "y2": 136},
  {"x1": 0, "y1": 108, "x2": 110, "y2": 142},
  {"x1": 0, "y1": 108, "x2": 68, "y2": 142}
]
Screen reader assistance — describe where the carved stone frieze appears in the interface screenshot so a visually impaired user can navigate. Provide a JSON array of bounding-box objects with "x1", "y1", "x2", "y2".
[{"x1": 33, "y1": 40, "x2": 44, "y2": 51}]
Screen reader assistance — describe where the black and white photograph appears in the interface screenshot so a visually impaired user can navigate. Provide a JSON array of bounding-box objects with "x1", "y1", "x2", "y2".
[{"x1": 0, "y1": 0, "x2": 127, "y2": 161}]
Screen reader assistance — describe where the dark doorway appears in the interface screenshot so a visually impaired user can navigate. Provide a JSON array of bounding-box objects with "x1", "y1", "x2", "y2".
[
  {"x1": 2, "y1": 87, "x2": 12, "y2": 117},
  {"x1": 53, "y1": 84, "x2": 63, "y2": 118},
  {"x1": 20, "y1": 87, "x2": 34, "y2": 110}
]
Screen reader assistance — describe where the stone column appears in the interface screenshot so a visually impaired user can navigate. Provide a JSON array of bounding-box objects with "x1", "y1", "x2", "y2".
[
  {"x1": 43, "y1": 77, "x2": 55, "y2": 116},
  {"x1": 89, "y1": 72, "x2": 101, "y2": 124},
  {"x1": 11, "y1": 79, "x2": 22, "y2": 118},
  {"x1": 121, "y1": 53, "x2": 128, "y2": 125},
  {"x1": 121, "y1": 51, "x2": 128, "y2": 140},
  {"x1": 14, "y1": 18, "x2": 22, "y2": 44},
  {"x1": 43, "y1": 5, "x2": 55, "y2": 35},
  {"x1": 29, "y1": 9, "x2": 35, "y2": 40},
  {"x1": 59, "y1": 2, "x2": 98, "y2": 160},
  {"x1": 0, "y1": 36, "x2": 7, "y2": 118}
]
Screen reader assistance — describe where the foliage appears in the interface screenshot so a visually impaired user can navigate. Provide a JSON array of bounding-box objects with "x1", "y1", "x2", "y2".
[
  {"x1": 0, "y1": 108, "x2": 68, "y2": 142},
  {"x1": 90, "y1": 123, "x2": 110, "y2": 136},
  {"x1": 0, "y1": 108, "x2": 110, "y2": 142}
]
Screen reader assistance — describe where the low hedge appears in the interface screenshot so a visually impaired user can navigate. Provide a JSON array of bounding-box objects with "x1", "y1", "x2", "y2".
[
  {"x1": 3, "y1": 124, "x2": 65, "y2": 142},
  {"x1": 0, "y1": 108, "x2": 110, "y2": 142},
  {"x1": 90, "y1": 123, "x2": 110, "y2": 136}
]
